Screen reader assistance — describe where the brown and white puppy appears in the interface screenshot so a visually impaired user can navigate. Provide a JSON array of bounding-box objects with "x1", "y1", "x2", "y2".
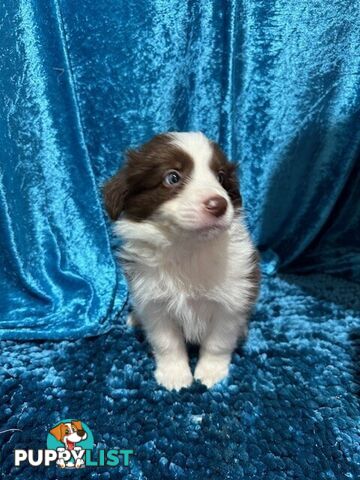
[
  {"x1": 49, "y1": 420, "x2": 87, "y2": 468},
  {"x1": 104, "y1": 132, "x2": 259, "y2": 390}
]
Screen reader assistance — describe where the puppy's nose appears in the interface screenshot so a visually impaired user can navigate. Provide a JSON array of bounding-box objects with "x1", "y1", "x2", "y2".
[
  {"x1": 203, "y1": 196, "x2": 227, "y2": 217},
  {"x1": 77, "y1": 429, "x2": 86, "y2": 438}
]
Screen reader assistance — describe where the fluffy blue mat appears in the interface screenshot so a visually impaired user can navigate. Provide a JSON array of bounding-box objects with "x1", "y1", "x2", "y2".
[{"x1": 1, "y1": 273, "x2": 359, "y2": 479}]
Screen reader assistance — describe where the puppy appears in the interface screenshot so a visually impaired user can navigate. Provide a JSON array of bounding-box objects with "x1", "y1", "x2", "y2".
[
  {"x1": 49, "y1": 420, "x2": 87, "y2": 468},
  {"x1": 104, "y1": 132, "x2": 259, "y2": 390}
]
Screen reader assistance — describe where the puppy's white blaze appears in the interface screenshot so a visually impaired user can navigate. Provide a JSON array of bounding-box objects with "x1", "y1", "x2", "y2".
[
  {"x1": 162, "y1": 132, "x2": 234, "y2": 231},
  {"x1": 169, "y1": 131, "x2": 213, "y2": 168},
  {"x1": 170, "y1": 131, "x2": 222, "y2": 192}
]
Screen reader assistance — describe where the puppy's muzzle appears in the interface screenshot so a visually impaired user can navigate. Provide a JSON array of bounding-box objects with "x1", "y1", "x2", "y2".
[{"x1": 203, "y1": 196, "x2": 228, "y2": 217}]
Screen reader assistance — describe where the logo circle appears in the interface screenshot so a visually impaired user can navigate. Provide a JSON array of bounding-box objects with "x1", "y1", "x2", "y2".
[{"x1": 47, "y1": 419, "x2": 94, "y2": 451}]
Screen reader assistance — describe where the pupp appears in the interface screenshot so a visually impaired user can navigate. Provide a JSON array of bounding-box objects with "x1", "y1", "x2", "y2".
[{"x1": 103, "y1": 132, "x2": 259, "y2": 390}]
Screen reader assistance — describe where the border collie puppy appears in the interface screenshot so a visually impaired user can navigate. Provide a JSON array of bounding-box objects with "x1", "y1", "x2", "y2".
[{"x1": 104, "y1": 132, "x2": 259, "y2": 390}]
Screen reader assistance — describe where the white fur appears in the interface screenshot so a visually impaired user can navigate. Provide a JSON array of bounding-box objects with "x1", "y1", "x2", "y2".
[
  {"x1": 114, "y1": 132, "x2": 257, "y2": 390},
  {"x1": 156, "y1": 132, "x2": 234, "y2": 233},
  {"x1": 57, "y1": 423, "x2": 87, "y2": 468}
]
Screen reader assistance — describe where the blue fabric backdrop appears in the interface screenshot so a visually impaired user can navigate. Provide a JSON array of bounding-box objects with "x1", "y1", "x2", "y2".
[
  {"x1": 1, "y1": 0, "x2": 359, "y2": 339},
  {"x1": 1, "y1": 0, "x2": 360, "y2": 340}
]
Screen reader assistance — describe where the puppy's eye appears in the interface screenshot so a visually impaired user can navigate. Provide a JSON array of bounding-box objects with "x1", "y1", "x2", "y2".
[
  {"x1": 163, "y1": 170, "x2": 182, "y2": 187},
  {"x1": 65, "y1": 429, "x2": 69, "y2": 434},
  {"x1": 217, "y1": 170, "x2": 225, "y2": 185}
]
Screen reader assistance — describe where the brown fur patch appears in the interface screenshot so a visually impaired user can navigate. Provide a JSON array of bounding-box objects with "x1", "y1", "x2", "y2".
[
  {"x1": 103, "y1": 134, "x2": 193, "y2": 221},
  {"x1": 103, "y1": 134, "x2": 242, "y2": 222},
  {"x1": 210, "y1": 143, "x2": 242, "y2": 209}
]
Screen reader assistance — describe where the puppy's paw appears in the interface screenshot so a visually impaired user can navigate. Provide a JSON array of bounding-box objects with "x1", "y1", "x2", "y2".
[
  {"x1": 155, "y1": 362, "x2": 193, "y2": 391},
  {"x1": 194, "y1": 355, "x2": 230, "y2": 388}
]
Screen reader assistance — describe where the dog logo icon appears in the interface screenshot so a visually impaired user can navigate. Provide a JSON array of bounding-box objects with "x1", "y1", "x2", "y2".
[
  {"x1": 14, "y1": 419, "x2": 133, "y2": 469},
  {"x1": 47, "y1": 419, "x2": 93, "y2": 468}
]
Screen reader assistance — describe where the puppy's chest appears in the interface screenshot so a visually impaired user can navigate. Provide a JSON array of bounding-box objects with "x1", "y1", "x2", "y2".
[
  {"x1": 127, "y1": 253, "x2": 244, "y2": 312},
  {"x1": 123, "y1": 228, "x2": 255, "y2": 320},
  {"x1": 129, "y1": 253, "x2": 224, "y2": 297}
]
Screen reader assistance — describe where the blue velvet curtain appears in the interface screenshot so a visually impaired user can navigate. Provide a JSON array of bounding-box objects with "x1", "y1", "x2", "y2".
[{"x1": 1, "y1": 0, "x2": 359, "y2": 339}]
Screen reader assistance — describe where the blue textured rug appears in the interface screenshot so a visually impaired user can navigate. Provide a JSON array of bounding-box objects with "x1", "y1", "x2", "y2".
[{"x1": 1, "y1": 273, "x2": 359, "y2": 479}]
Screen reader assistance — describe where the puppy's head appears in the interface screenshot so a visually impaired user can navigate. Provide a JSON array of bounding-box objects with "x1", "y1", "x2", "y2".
[
  {"x1": 103, "y1": 132, "x2": 241, "y2": 237},
  {"x1": 50, "y1": 420, "x2": 87, "y2": 447}
]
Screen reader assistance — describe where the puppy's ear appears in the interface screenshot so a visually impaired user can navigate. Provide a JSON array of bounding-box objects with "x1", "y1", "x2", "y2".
[
  {"x1": 50, "y1": 423, "x2": 65, "y2": 442},
  {"x1": 103, "y1": 168, "x2": 128, "y2": 220},
  {"x1": 226, "y1": 163, "x2": 242, "y2": 208}
]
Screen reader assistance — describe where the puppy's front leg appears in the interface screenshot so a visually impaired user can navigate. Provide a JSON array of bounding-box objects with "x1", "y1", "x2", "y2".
[
  {"x1": 141, "y1": 305, "x2": 192, "y2": 391},
  {"x1": 195, "y1": 310, "x2": 247, "y2": 388}
]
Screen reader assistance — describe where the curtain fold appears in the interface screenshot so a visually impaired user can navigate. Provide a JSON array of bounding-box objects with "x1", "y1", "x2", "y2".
[
  {"x1": 0, "y1": 0, "x2": 127, "y2": 339},
  {"x1": 1, "y1": 0, "x2": 359, "y2": 339}
]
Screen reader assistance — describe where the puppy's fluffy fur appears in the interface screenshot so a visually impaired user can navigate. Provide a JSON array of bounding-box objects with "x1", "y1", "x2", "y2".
[{"x1": 104, "y1": 132, "x2": 259, "y2": 390}]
